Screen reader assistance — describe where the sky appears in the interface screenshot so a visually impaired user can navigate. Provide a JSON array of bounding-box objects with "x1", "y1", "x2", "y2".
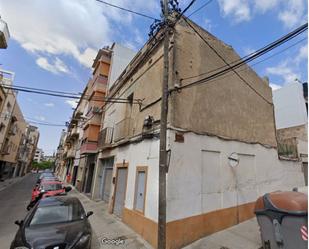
[{"x1": 0, "y1": 0, "x2": 307, "y2": 155}]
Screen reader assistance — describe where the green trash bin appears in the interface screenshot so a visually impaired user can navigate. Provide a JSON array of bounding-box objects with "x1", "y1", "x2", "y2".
[{"x1": 255, "y1": 191, "x2": 307, "y2": 249}]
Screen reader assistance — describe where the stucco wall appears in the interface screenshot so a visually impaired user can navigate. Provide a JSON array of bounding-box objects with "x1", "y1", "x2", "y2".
[
  {"x1": 167, "y1": 130, "x2": 305, "y2": 222},
  {"x1": 277, "y1": 124, "x2": 307, "y2": 141},
  {"x1": 171, "y1": 20, "x2": 277, "y2": 147},
  {"x1": 102, "y1": 44, "x2": 166, "y2": 139},
  {"x1": 96, "y1": 138, "x2": 160, "y2": 222}
]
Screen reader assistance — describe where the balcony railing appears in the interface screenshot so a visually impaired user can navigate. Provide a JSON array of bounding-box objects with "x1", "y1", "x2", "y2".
[
  {"x1": 114, "y1": 118, "x2": 132, "y2": 142},
  {"x1": 278, "y1": 137, "x2": 298, "y2": 159},
  {"x1": 98, "y1": 127, "x2": 114, "y2": 149},
  {"x1": 80, "y1": 141, "x2": 98, "y2": 154}
]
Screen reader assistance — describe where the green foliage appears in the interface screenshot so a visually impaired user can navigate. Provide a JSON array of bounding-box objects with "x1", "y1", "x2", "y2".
[{"x1": 32, "y1": 161, "x2": 53, "y2": 170}]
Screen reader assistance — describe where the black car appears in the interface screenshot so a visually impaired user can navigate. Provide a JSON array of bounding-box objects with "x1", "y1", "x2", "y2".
[{"x1": 11, "y1": 196, "x2": 93, "y2": 249}]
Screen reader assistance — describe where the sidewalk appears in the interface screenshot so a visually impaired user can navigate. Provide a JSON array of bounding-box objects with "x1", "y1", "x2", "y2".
[
  {"x1": 0, "y1": 175, "x2": 25, "y2": 192},
  {"x1": 70, "y1": 189, "x2": 153, "y2": 249},
  {"x1": 71, "y1": 188, "x2": 263, "y2": 249},
  {"x1": 183, "y1": 218, "x2": 262, "y2": 249}
]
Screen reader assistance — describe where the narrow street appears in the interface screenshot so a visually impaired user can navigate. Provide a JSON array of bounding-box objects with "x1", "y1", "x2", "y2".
[{"x1": 0, "y1": 173, "x2": 37, "y2": 248}]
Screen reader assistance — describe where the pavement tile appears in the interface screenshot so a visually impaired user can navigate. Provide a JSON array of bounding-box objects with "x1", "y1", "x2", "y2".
[{"x1": 70, "y1": 189, "x2": 153, "y2": 249}]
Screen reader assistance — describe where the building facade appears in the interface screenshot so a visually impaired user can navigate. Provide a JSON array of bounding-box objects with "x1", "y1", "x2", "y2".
[
  {"x1": 90, "y1": 17, "x2": 304, "y2": 248},
  {"x1": 55, "y1": 18, "x2": 305, "y2": 249}
]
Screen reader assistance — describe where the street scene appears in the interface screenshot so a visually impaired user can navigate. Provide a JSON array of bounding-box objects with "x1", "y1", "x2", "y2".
[{"x1": 0, "y1": 0, "x2": 308, "y2": 249}]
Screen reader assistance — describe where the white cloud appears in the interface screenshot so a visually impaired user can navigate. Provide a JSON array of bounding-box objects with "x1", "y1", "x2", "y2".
[
  {"x1": 35, "y1": 115, "x2": 46, "y2": 121},
  {"x1": 295, "y1": 44, "x2": 308, "y2": 64},
  {"x1": 254, "y1": 0, "x2": 279, "y2": 13},
  {"x1": 36, "y1": 57, "x2": 69, "y2": 74},
  {"x1": 217, "y1": 0, "x2": 251, "y2": 22},
  {"x1": 0, "y1": 0, "x2": 159, "y2": 69},
  {"x1": 65, "y1": 99, "x2": 78, "y2": 108},
  {"x1": 266, "y1": 62, "x2": 301, "y2": 84},
  {"x1": 278, "y1": 0, "x2": 307, "y2": 28},
  {"x1": 44, "y1": 102, "x2": 55, "y2": 107},
  {"x1": 204, "y1": 18, "x2": 213, "y2": 32},
  {"x1": 270, "y1": 83, "x2": 282, "y2": 91},
  {"x1": 217, "y1": 0, "x2": 307, "y2": 28}
]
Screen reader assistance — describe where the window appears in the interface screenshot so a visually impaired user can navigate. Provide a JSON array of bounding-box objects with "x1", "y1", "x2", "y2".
[
  {"x1": 30, "y1": 201, "x2": 85, "y2": 226},
  {"x1": 134, "y1": 166, "x2": 148, "y2": 214}
]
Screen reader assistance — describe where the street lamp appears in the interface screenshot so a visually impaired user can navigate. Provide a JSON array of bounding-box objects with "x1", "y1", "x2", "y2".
[{"x1": 0, "y1": 17, "x2": 10, "y2": 49}]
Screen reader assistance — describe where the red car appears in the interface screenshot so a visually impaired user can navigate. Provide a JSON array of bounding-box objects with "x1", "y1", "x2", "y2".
[{"x1": 31, "y1": 181, "x2": 66, "y2": 201}]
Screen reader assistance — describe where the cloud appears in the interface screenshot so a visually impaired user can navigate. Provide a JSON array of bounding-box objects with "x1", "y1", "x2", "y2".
[
  {"x1": 217, "y1": 0, "x2": 307, "y2": 28},
  {"x1": 266, "y1": 42, "x2": 307, "y2": 84},
  {"x1": 278, "y1": 0, "x2": 307, "y2": 29},
  {"x1": 266, "y1": 62, "x2": 301, "y2": 84},
  {"x1": 35, "y1": 115, "x2": 46, "y2": 121},
  {"x1": 217, "y1": 0, "x2": 251, "y2": 22},
  {"x1": 270, "y1": 83, "x2": 282, "y2": 91},
  {"x1": 0, "y1": 0, "x2": 158, "y2": 69},
  {"x1": 254, "y1": 0, "x2": 279, "y2": 13},
  {"x1": 65, "y1": 100, "x2": 78, "y2": 108},
  {"x1": 203, "y1": 18, "x2": 213, "y2": 32},
  {"x1": 44, "y1": 102, "x2": 55, "y2": 107},
  {"x1": 36, "y1": 57, "x2": 69, "y2": 74},
  {"x1": 295, "y1": 44, "x2": 308, "y2": 64}
]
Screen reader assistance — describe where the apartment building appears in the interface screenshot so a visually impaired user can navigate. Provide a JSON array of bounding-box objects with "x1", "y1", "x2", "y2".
[
  {"x1": 0, "y1": 102, "x2": 27, "y2": 178},
  {"x1": 0, "y1": 70, "x2": 39, "y2": 180},
  {"x1": 33, "y1": 148, "x2": 44, "y2": 163},
  {"x1": 55, "y1": 129, "x2": 67, "y2": 179},
  {"x1": 23, "y1": 125, "x2": 40, "y2": 174},
  {"x1": 88, "y1": 17, "x2": 305, "y2": 249},
  {"x1": 58, "y1": 44, "x2": 136, "y2": 194}
]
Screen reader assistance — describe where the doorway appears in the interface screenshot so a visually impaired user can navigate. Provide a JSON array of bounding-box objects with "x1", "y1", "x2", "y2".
[{"x1": 113, "y1": 167, "x2": 128, "y2": 217}]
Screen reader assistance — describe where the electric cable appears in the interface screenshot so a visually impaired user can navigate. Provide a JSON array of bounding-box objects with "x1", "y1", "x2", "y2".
[
  {"x1": 188, "y1": 0, "x2": 213, "y2": 17},
  {"x1": 172, "y1": 20, "x2": 308, "y2": 99},
  {"x1": 95, "y1": 0, "x2": 159, "y2": 21}
]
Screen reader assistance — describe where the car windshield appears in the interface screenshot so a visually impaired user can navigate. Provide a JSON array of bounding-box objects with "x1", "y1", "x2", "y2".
[
  {"x1": 39, "y1": 173, "x2": 53, "y2": 179},
  {"x1": 30, "y1": 202, "x2": 85, "y2": 226},
  {"x1": 42, "y1": 184, "x2": 62, "y2": 191}
]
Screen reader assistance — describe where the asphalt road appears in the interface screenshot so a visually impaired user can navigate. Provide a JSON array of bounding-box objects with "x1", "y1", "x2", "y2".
[{"x1": 0, "y1": 173, "x2": 37, "y2": 249}]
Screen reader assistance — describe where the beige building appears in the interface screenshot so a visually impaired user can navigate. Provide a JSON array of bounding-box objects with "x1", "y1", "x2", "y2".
[
  {"x1": 0, "y1": 69, "x2": 40, "y2": 179},
  {"x1": 0, "y1": 102, "x2": 27, "y2": 178},
  {"x1": 88, "y1": 17, "x2": 305, "y2": 249}
]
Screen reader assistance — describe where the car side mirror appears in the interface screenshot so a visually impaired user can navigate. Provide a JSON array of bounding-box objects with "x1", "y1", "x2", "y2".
[
  {"x1": 14, "y1": 220, "x2": 23, "y2": 226},
  {"x1": 86, "y1": 211, "x2": 93, "y2": 218},
  {"x1": 64, "y1": 186, "x2": 72, "y2": 193}
]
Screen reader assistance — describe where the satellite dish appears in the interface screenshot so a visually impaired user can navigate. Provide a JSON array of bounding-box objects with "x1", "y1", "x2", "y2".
[{"x1": 228, "y1": 152, "x2": 239, "y2": 168}]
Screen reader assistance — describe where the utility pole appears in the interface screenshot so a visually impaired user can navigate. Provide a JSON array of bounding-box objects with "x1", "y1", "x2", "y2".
[{"x1": 158, "y1": 0, "x2": 169, "y2": 248}]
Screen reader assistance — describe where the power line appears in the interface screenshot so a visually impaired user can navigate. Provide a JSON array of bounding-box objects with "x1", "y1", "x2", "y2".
[
  {"x1": 188, "y1": 0, "x2": 213, "y2": 17},
  {"x1": 95, "y1": 0, "x2": 159, "y2": 21},
  {"x1": 182, "y1": 18, "x2": 272, "y2": 104},
  {"x1": 173, "y1": 20, "x2": 308, "y2": 97},
  {"x1": 180, "y1": 37, "x2": 308, "y2": 90},
  {"x1": 0, "y1": 85, "x2": 142, "y2": 105},
  {"x1": 180, "y1": 22, "x2": 307, "y2": 82},
  {"x1": 0, "y1": 83, "x2": 141, "y2": 102}
]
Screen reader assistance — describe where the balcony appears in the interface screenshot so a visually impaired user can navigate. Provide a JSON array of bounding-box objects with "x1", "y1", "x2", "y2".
[
  {"x1": 90, "y1": 75, "x2": 108, "y2": 93},
  {"x1": 278, "y1": 137, "x2": 298, "y2": 159},
  {"x1": 98, "y1": 127, "x2": 113, "y2": 149},
  {"x1": 80, "y1": 141, "x2": 98, "y2": 154},
  {"x1": 70, "y1": 126, "x2": 79, "y2": 139},
  {"x1": 114, "y1": 118, "x2": 132, "y2": 142}
]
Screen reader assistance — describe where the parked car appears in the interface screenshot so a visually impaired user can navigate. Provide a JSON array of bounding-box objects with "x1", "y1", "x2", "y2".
[
  {"x1": 28, "y1": 183, "x2": 72, "y2": 210},
  {"x1": 11, "y1": 196, "x2": 93, "y2": 249},
  {"x1": 31, "y1": 181, "x2": 67, "y2": 201},
  {"x1": 36, "y1": 173, "x2": 58, "y2": 185}
]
